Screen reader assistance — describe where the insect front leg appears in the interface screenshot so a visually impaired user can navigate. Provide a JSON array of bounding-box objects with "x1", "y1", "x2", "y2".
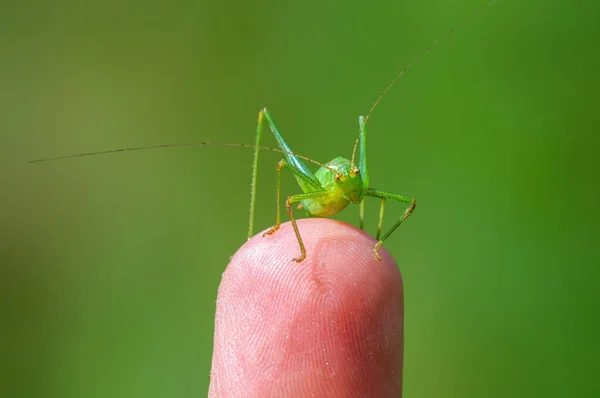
[
  {"x1": 263, "y1": 159, "x2": 328, "y2": 262},
  {"x1": 284, "y1": 190, "x2": 331, "y2": 263},
  {"x1": 363, "y1": 188, "x2": 416, "y2": 261}
]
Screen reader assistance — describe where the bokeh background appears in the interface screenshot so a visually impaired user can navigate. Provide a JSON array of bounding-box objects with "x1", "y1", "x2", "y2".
[{"x1": 2, "y1": 0, "x2": 599, "y2": 396}]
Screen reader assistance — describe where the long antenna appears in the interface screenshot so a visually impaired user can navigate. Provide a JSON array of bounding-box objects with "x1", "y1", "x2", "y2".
[
  {"x1": 350, "y1": 0, "x2": 496, "y2": 166},
  {"x1": 29, "y1": 141, "x2": 334, "y2": 171}
]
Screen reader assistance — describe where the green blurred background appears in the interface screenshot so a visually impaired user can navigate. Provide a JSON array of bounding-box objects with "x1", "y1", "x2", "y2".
[{"x1": 2, "y1": 0, "x2": 599, "y2": 396}]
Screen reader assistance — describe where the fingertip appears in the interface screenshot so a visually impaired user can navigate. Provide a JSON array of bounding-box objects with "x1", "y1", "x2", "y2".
[{"x1": 210, "y1": 219, "x2": 403, "y2": 397}]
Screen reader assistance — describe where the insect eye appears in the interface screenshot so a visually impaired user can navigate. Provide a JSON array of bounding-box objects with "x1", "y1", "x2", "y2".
[
  {"x1": 334, "y1": 173, "x2": 343, "y2": 182},
  {"x1": 353, "y1": 168, "x2": 360, "y2": 175}
]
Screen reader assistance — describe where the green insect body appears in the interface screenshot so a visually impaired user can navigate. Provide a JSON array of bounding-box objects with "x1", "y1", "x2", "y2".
[
  {"x1": 252, "y1": 109, "x2": 415, "y2": 263},
  {"x1": 305, "y1": 157, "x2": 363, "y2": 215}
]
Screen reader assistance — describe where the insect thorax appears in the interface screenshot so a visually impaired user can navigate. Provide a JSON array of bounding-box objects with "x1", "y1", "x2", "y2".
[{"x1": 300, "y1": 157, "x2": 364, "y2": 217}]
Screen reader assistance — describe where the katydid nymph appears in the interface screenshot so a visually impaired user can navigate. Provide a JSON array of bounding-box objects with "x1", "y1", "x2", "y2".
[
  {"x1": 30, "y1": 1, "x2": 496, "y2": 263},
  {"x1": 247, "y1": 108, "x2": 415, "y2": 262}
]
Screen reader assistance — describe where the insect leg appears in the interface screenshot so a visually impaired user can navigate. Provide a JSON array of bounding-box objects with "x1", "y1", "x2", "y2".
[
  {"x1": 363, "y1": 188, "x2": 416, "y2": 261},
  {"x1": 248, "y1": 110, "x2": 265, "y2": 238},
  {"x1": 250, "y1": 109, "x2": 322, "y2": 238},
  {"x1": 285, "y1": 190, "x2": 331, "y2": 263},
  {"x1": 358, "y1": 115, "x2": 369, "y2": 187},
  {"x1": 376, "y1": 198, "x2": 386, "y2": 240},
  {"x1": 261, "y1": 108, "x2": 319, "y2": 190},
  {"x1": 358, "y1": 115, "x2": 369, "y2": 230},
  {"x1": 359, "y1": 201, "x2": 366, "y2": 230},
  {"x1": 263, "y1": 159, "x2": 325, "y2": 243}
]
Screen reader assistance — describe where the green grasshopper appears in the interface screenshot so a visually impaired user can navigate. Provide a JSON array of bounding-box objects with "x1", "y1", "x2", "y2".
[
  {"x1": 249, "y1": 109, "x2": 415, "y2": 262},
  {"x1": 30, "y1": 1, "x2": 496, "y2": 262}
]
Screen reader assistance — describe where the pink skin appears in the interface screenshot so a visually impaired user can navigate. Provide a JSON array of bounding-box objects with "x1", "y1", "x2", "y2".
[{"x1": 209, "y1": 218, "x2": 404, "y2": 397}]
